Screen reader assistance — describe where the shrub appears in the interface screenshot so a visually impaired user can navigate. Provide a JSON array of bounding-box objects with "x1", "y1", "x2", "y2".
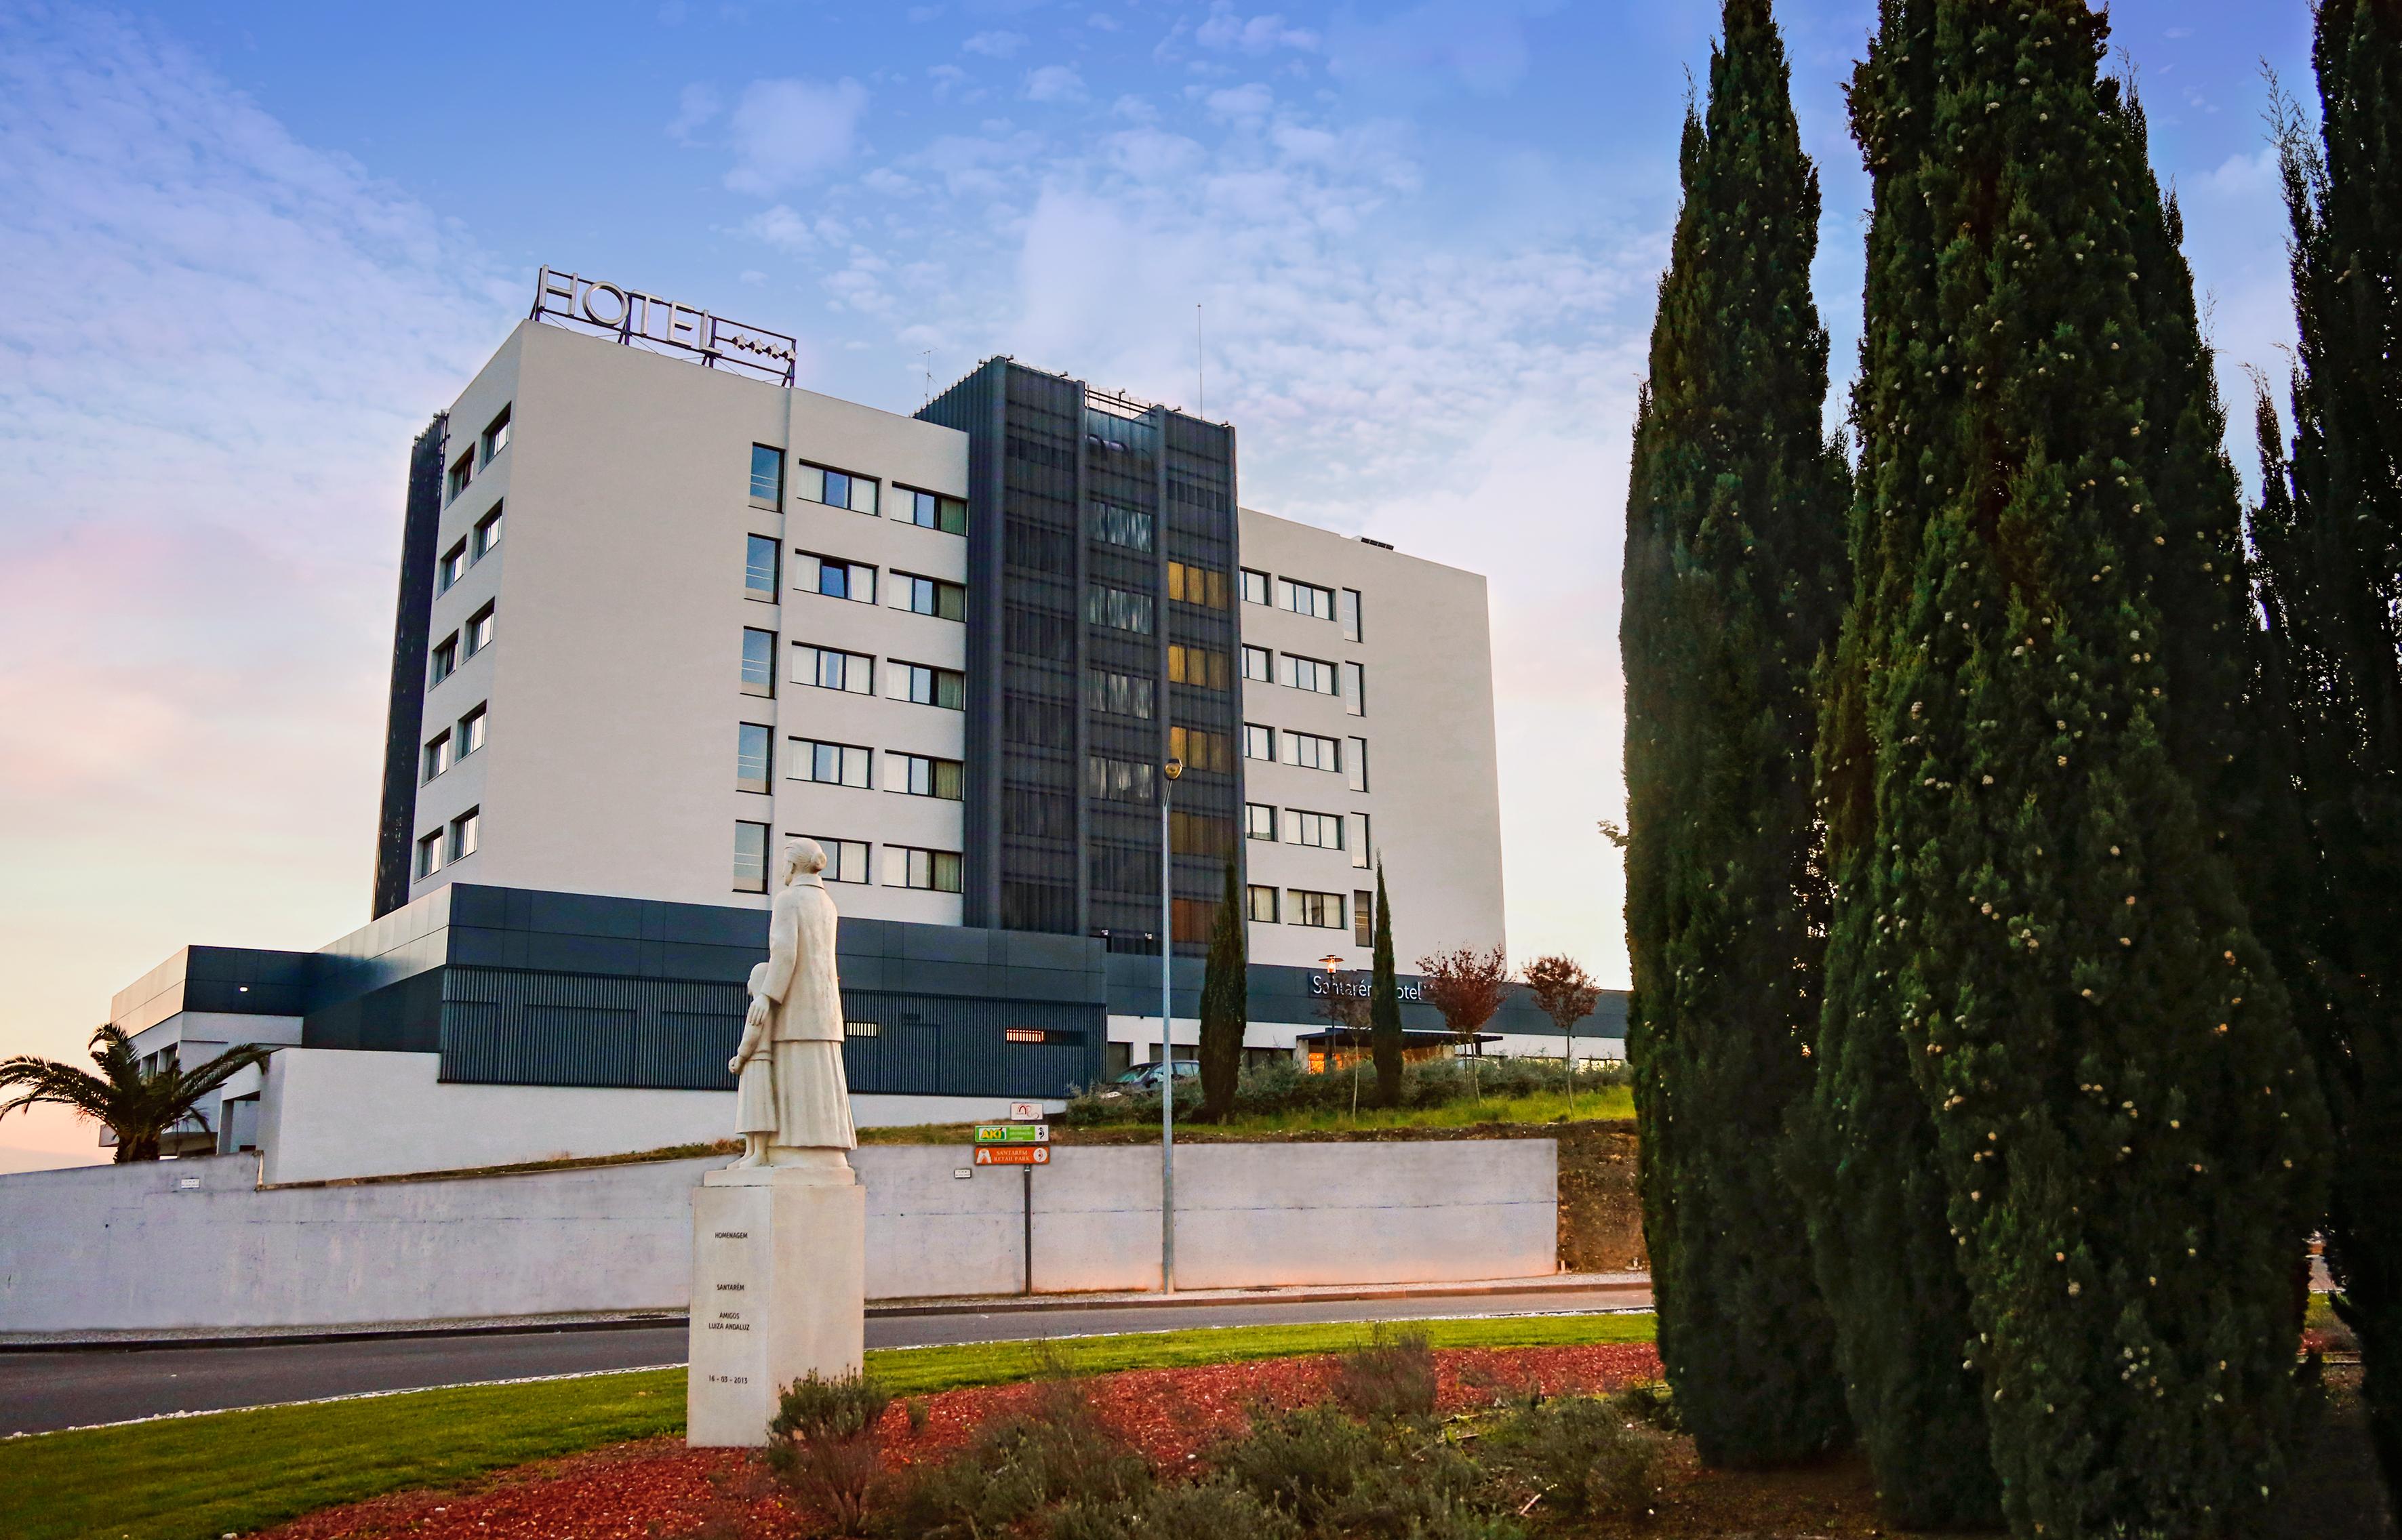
[
  {"x1": 1480, "y1": 1395, "x2": 1667, "y2": 1523},
  {"x1": 1047, "y1": 1480, "x2": 1303, "y2": 1540},
  {"x1": 1060, "y1": 1055, "x2": 1633, "y2": 1127},
  {"x1": 1332, "y1": 1326, "x2": 1437, "y2": 1421},
  {"x1": 877, "y1": 1381, "x2": 1148, "y2": 1539},
  {"x1": 1216, "y1": 1405, "x2": 1382, "y2": 1527},
  {"x1": 765, "y1": 1371, "x2": 892, "y2": 1537},
  {"x1": 1606, "y1": 1377, "x2": 1681, "y2": 1434}
]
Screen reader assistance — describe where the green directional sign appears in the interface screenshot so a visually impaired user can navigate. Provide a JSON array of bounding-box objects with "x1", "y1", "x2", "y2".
[{"x1": 973, "y1": 1122, "x2": 1049, "y2": 1144}]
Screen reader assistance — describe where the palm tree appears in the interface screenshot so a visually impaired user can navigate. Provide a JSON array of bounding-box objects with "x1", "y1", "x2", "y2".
[{"x1": 0, "y1": 1026, "x2": 276, "y2": 1162}]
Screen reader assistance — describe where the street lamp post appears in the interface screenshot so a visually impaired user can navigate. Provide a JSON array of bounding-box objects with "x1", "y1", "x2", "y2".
[
  {"x1": 1159, "y1": 754, "x2": 1184, "y2": 1293},
  {"x1": 1320, "y1": 953, "x2": 1353, "y2": 1118}
]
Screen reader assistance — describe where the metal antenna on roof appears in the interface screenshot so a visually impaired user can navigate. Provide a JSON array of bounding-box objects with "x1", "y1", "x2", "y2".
[
  {"x1": 1195, "y1": 304, "x2": 1205, "y2": 420},
  {"x1": 921, "y1": 350, "x2": 932, "y2": 408}
]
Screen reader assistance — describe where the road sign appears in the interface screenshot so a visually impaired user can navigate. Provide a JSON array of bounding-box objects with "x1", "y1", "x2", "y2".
[
  {"x1": 974, "y1": 1122, "x2": 1049, "y2": 1144},
  {"x1": 1008, "y1": 1101, "x2": 1044, "y2": 1121},
  {"x1": 974, "y1": 1145, "x2": 1049, "y2": 1167}
]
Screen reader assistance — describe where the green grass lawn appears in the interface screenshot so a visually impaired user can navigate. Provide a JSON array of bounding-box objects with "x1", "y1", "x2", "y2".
[
  {"x1": 1, "y1": 1312, "x2": 1656, "y2": 1540},
  {"x1": 860, "y1": 1084, "x2": 1637, "y2": 1145}
]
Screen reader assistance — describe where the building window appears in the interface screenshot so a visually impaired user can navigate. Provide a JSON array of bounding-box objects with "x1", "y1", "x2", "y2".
[
  {"x1": 889, "y1": 846, "x2": 963, "y2": 893},
  {"x1": 1278, "y1": 577, "x2": 1336, "y2": 620},
  {"x1": 1167, "y1": 561, "x2": 1228, "y2": 609},
  {"x1": 1169, "y1": 725, "x2": 1230, "y2": 773},
  {"x1": 734, "y1": 821, "x2": 769, "y2": 892},
  {"x1": 738, "y1": 723, "x2": 773, "y2": 793},
  {"x1": 416, "y1": 830, "x2": 443, "y2": 879},
  {"x1": 892, "y1": 662, "x2": 965, "y2": 709},
  {"x1": 1340, "y1": 588, "x2": 1363, "y2": 641},
  {"x1": 1351, "y1": 813, "x2": 1372, "y2": 869},
  {"x1": 845, "y1": 1019, "x2": 883, "y2": 1037},
  {"x1": 475, "y1": 506, "x2": 504, "y2": 559},
  {"x1": 422, "y1": 731, "x2": 454, "y2": 783},
  {"x1": 1281, "y1": 654, "x2": 1338, "y2": 695},
  {"x1": 1092, "y1": 502, "x2": 1152, "y2": 551},
  {"x1": 1283, "y1": 730, "x2": 1340, "y2": 773},
  {"x1": 1086, "y1": 671, "x2": 1154, "y2": 719},
  {"x1": 1245, "y1": 803, "x2": 1276, "y2": 841},
  {"x1": 449, "y1": 807, "x2": 480, "y2": 862},
  {"x1": 1087, "y1": 755, "x2": 1155, "y2": 804},
  {"x1": 887, "y1": 752, "x2": 964, "y2": 801},
  {"x1": 1172, "y1": 811, "x2": 1234, "y2": 857},
  {"x1": 795, "y1": 553, "x2": 876, "y2": 604},
  {"x1": 793, "y1": 644, "x2": 873, "y2": 695},
  {"x1": 431, "y1": 633, "x2": 460, "y2": 686},
  {"x1": 1342, "y1": 662, "x2": 1365, "y2": 716},
  {"x1": 1287, "y1": 809, "x2": 1345, "y2": 849},
  {"x1": 460, "y1": 704, "x2": 487, "y2": 755},
  {"x1": 439, "y1": 540, "x2": 467, "y2": 592},
  {"x1": 750, "y1": 444, "x2": 784, "y2": 506},
  {"x1": 447, "y1": 450, "x2": 473, "y2": 503},
  {"x1": 746, "y1": 534, "x2": 778, "y2": 596},
  {"x1": 792, "y1": 738, "x2": 872, "y2": 788},
  {"x1": 742, "y1": 628, "x2": 776, "y2": 695},
  {"x1": 1168, "y1": 645, "x2": 1229, "y2": 691},
  {"x1": 1246, "y1": 884, "x2": 1280, "y2": 923},
  {"x1": 894, "y1": 573, "x2": 967, "y2": 621},
  {"x1": 1346, "y1": 737, "x2": 1369, "y2": 792},
  {"x1": 1354, "y1": 889, "x2": 1374, "y2": 946},
  {"x1": 1290, "y1": 889, "x2": 1344, "y2": 929},
  {"x1": 797, "y1": 462, "x2": 878, "y2": 515},
  {"x1": 898, "y1": 487, "x2": 968, "y2": 535},
  {"x1": 1085, "y1": 584, "x2": 1153, "y2": 634},
  {"x1": 480, "y1": 407, "x2": 511, "y2": 465},
  {"x1": 1243, "y1": 723, "x2": 1275, "y2": 761},
  {"x1": 805, "y1": 836, "x2": 871, "y2": 883},
  {"x1": 1241, "y1": 645, "x2": 1272, "y2": 683},
  {"x1": 1172, "y1": 897, "x2": 1220, "y2": 944},
  {"x1": 465, "y1": 605, "x2": 495, "y2": 658},
  {"x1": 1240, "y1": 568, "x2": 1270, "y2": 605}
]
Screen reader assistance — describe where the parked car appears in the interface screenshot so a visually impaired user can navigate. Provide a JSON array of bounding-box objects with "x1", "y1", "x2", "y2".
[{"x1": 1104, "y1": 1059, "x2": 1201, "y2": 1094}]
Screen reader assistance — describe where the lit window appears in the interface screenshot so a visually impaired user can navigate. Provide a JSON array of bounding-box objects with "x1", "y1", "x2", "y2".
[
  {"x1": 430, "y1": 634, "x2": 459, "y2": 686},
  {"x1": 805, "y1": 836, "x2": 872, "y2": 883},
  {"x1": 797, "y1": 462, "x2": 878, "y2": 515},
  {"x1": 887, "y1": 752, "x2": 965, "y2": 801},
  {"x1": 1240, "y1": 568, "x2": 1270, "y2": 605},
  {"x1": 1290, "y1": 889, "x2": 1344, "y2": 929},
  {"x1": 1169, "y1": 645, "x2": 1229, "y2": 691},
  {"x1": 746, "y1": 534, "x2": 778, "y2": 596},
  {"x1": 791, "y1": 738, "x2": 872, "y2": 788},
  {"x1": 1092, "y1": 502, "x2": 1151, "y2": 551},
  {"x1": 439, "y1": 540, "x2": 467, "y2": 592},
  {"x1": 474, "y1": 506, "x2": 504, "y2": 559},
  {"x1": 1241, "y1": 645, "x2": 1271, "y2": 683},
  {"x1": 1243, "y1": 723, "x2": 1275, "y2": 761},
  {"x1": 1281, "y1": 655, "x2": 1338, "y2": 695},
  {"x1": 422, "y1": 731, "x2": 454, "y2": 783},
  {"x1": 795, "y1": 554, "x2": 877, "y2": 605},
  {"x1": 1086, "y1": 755, "x2": 1155, "y2": 803},
  {"x1": 793, "y1": 645, "x2": 873, "y2": 694},
  {"x1": 1169, "y1": 725, "x2": 1230, "y2": 773},
  {"x1": 1340, "y1": 588, "x2": 1363, "y2": 642},
  {"x1": 889, "y1": 846, "x2": 963, "y2": 893},
  {"x1": 1245, "y1": 803, "x2": 1277, "y2": 841},
  {"x1": 894, "y1": 573, "x2": 967, "y2": 620},
  {"x1": 734, "y1": 821, "x2": 769, "y2": 893},
  {"x1": 1085, "y1": 584, "x2": 1153, "y2": 634},
  {"x1": 1247, "y1": 885, "x2": 1280, "y2": 923},
  {"x1": 742, "y1": 628, "x2": 776, "y2": 695},
  {"x1": 897, "y1": 487, "x2": 968, "y2": 535},
  {"x1": 1283, "y1": 730, "x2": 1340, "y2": 772},
  {"x1": 750, "y1": 445, "x2": 784, "y2": 506},
  {"x1": 1277, "y1": 577, "x2": 1336, "y2": 620},
  {"x1": 416, "y1": 830, "x2": 443, "y2": 879},
  {"x1": 464, "y1": 605, "x2": 495, "y2": 658},
  {"x1": 460, "y1": 704, "x2": 487, "y2": 755},
  {"x1": 891, "y1": 662, "x2": 965, "y2": 709},
  {"x1": 1167, "y1": 561, "x2": 1228, "y2": 609},
  {"x1": 480, "y1": 407, "x2": 511, "y2": 465},
  {"x1": 738, "y1": 723, "x2": 773, "y2": 793},
  {"x1": 448, "y1": 807, "x2": 480, "y2": 862},
  {"x1": 1172, "y1": 811, "x2": 1233, "y2": 857},
  {"x1": 1085, "y1": 671, "x2": 1153, "y2": 719},
  {"x1": 1353, "y1": 889, "x2": 1374, "y2": 946}
]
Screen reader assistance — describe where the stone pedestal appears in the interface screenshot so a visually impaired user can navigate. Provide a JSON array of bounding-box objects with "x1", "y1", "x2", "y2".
[{"x1": 685, "y1": 1160, "x2": 866, "y2": 1447}]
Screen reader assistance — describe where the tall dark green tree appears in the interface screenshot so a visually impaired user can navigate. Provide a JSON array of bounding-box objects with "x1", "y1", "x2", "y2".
[
  {"x1": 2250, "y1": 0, "x2": 2402, "y2": 1501},
  {"x1": 1620, "y1": 0, "x2": 1852, "y2": 1471},
  {"x1": 1819, "y1": 4, "x2": 2327, "y2": 1535},
  {"x1": 1369, "y1": 863, "x2": 1404, "y2": 1108},
  {"x1": 1196, "y1": 859, "x2": 1247, "y2": 1123}
]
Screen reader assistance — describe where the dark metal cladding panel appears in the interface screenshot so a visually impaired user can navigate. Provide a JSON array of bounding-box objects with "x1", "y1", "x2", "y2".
[
  {"x1": 916, "y1": 363, "x2": 1007, "y2": 926},
  {"x1": 372, "y1": 414, "x2": 449, "y2": 918},
  {"x1": 1161, "y1": 410, "x2": 1241, "y2": 954}
]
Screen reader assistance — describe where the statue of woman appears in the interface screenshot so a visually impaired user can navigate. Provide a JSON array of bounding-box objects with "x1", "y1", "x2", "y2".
[{"x1": 732, "y1": 837, "x2": 856, "y2": 1171}]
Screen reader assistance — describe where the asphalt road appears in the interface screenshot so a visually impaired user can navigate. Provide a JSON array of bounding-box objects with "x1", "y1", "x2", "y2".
[{"x1": 0, "y1": 1284, "x2": 1649, "y2": 1438}]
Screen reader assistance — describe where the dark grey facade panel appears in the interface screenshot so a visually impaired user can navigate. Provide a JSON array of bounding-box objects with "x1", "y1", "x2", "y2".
[{"x1": 371, "y1": 414, "x2": 450, "y2": 920}]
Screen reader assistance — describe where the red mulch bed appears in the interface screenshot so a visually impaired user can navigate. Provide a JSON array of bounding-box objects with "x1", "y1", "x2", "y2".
[{"x1": 256, "y1": 1342, "x2": 1662, "y2": 1540}]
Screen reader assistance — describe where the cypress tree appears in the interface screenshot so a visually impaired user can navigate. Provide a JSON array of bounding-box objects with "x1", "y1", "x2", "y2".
[
  {"x1": 2250, "y1": 0, "x2": 2402, "y2": 1501},
  {"x1": 1196, "y1": 859, "x2": 1246, "y2": 1124},
  {"x1": 1822, "y1": 5, "x2": 2327, "y2": 1535},
  {"x1": 1620, "y1": 0, "x2": 1852, "y2": 1470},
  {"x1": 1369, "y1": 863, "x2": 1403, "y2": 1108}
]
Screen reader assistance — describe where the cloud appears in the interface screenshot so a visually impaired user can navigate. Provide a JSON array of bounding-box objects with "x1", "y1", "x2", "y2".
[
  {"x1": 666, "y1": 81, "x2": 721, "y2": 144},
  {"x1": 1204, "y1": 82, "x2": 1275, "y2": 121},
  {"x1": 1023, "y1": 64, "x2": 1087, "y2": 104},
  {"x1": 1087, "y1": 12, "x2": 1121, "y2": 31},
  {"x1": 722, "y1": 77, "x2": 869, "y2": 195},
  {"x1": 1325, "y1": 0, "x2": 1563, "y2": 99},
  {"x1": 962, "y1": 30, "x2": 1027, "y2": 58},
  {"x1": 1196, "y1": 3, "x2": 1319, "y2": 55}
]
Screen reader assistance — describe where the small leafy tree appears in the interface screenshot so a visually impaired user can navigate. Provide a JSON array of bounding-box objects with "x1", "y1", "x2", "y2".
[
  {"x1": 1416, "y1": 946, "x2": 1509, "y2": 1102},
  {"x1": 1522, "y1": 955, "x2": 1601, "y2": 1113},
  {"x1": 1369, "y1": 864, "x2": 1404, "y2": 1108},
  {"x1": 1196, "y1": 859, "x2": 1247, "y2": 1124},
  {"x1": 0, "y1": 1026, "x2": 275, "y2": 1162}
]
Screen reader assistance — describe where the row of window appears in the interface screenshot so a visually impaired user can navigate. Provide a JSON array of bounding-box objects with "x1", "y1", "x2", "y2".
[
  {"x1": 744, "y1": 634, "x2": 966, "y2": 708},
  {"x1": 415, "y1": 807, "x2": 480, "y2": 878},
  {"x1": 1241, "y1": 569, "x2": 1364, "y2": 641},
  {"x1": 1244, "y1": 884, "x2": 1376, "y2": 945},
  {"x1": 1239, "y1": 645, "x2": 1365, "y2": 712},
  {"x1": 429, "y1": 603, "x2": 496, "y2": 687},
  {"x1": 736, "y1": 731, "x2": 967, "y2": 800},
  {"x1": 748, "y1": 443, "x2": 968, "y2": 535},
  {"x1": 732, "y1": 823, "x2": 960, "y2": 893},
  {"x1": 1243, "y1": 723, "x2": 1364, "y2": 784},
  {"x1": 445, "y1": 405, "x2": 511, "y2": 503},
  {"x1": 439, "y1": 506, "x2": 504, "y2": 592},
  {"x1": 772, "y1": 548, "x2": 967, "y2": 622},
  {"x1": 422, "y1": 703, "x2": 489, "y2": 783}
]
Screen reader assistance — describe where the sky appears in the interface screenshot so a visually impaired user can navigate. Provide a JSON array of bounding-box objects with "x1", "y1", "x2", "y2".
[{"x1": 0, "y1": 0, "x2": 2320, "y2": 1169}]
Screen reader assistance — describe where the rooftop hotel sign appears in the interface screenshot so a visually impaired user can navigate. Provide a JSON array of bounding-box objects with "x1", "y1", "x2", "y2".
[{"x1": 532, "y1": 266, "x2": 799, "y2": 384}]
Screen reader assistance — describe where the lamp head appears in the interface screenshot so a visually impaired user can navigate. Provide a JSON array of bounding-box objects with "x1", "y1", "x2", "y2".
[{"x1": 1163, "y1": 755, "x2": 1185, "y2": 782}]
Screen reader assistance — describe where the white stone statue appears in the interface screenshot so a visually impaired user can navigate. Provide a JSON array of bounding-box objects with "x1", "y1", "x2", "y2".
[{"x1": 727, "y1": 837, "x2": 856, "y2": 1171}]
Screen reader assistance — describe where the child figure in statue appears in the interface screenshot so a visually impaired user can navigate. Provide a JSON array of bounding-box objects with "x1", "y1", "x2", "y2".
[{"x1": 727, "y1": 960, "x2": 777, "y2": 1168}]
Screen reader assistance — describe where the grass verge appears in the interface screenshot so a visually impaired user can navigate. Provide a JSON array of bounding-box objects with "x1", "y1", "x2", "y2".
[{"x1": 1, "y1": 1312, "x2": 1654, "y2": 1540}]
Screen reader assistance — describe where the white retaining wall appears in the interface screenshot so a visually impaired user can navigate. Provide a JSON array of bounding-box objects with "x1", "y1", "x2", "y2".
[{"x1": 0, "y1": 1139, "x2": 1557, "y2": 1338}]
